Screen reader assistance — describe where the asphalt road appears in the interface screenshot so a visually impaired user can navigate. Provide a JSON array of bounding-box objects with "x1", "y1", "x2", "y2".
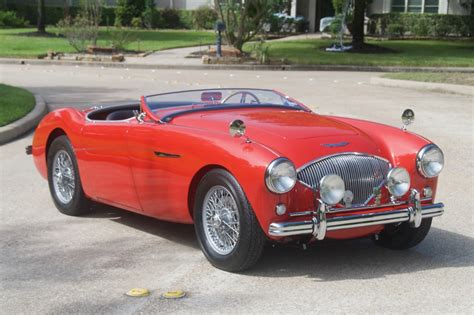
[{"x1": 1, "y1": 64, "x2": 473, "y2": 314}]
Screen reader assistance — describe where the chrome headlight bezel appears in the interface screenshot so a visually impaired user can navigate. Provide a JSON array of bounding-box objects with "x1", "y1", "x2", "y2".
[
  {"x1": 417, "y1": 144, "x2": 444, "y2": 178},
  {"x1": 265, "y1": 158, "x2": 297, "y2": 194},
  {"x1": 386, "y1": 167, "x2": 411, "y2": 197}
]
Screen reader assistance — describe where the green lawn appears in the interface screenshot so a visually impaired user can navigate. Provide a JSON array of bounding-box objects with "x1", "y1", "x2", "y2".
[
  {"x1": 383, "y1": 72, "x2": 474, "y2": 86},
  {"x1": 0, "y1": 84, "x2": 35, "y2": 127},
  {"x1": 246, "y1": 39, "x2": 474, "y2": 68},
  {"x1": 0, "y1": 28, "x2": 215, "y2": 58}
]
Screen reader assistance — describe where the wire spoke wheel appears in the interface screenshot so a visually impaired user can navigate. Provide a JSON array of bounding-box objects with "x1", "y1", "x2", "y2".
[
  {"x1": 52, "y1": 149, "x2": 75, "y2": 204},
  {"x1": 202, "y1": 185, "x2": 240, "y2": 255}
]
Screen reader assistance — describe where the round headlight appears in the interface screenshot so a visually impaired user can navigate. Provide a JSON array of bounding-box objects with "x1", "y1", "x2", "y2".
[
  {"x1": 386, "y1": 167, "x2": 410, "y2": 197},
  {"x1": 417, "y1": 144, "x2": 444, "y2": 178},
  {"x1": 319, "y1": 174, "x2": 345, "y2": 205},
  {"x1": 265, "y1": 158, "x2": 297, "y2": 194}
]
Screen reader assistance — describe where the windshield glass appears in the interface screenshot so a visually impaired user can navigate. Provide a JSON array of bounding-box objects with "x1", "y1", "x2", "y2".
[{"x1": 144, "y1": 88, "x2": 303, "y2": 111}]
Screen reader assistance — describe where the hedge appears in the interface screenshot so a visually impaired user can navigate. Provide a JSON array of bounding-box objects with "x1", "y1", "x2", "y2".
[
  {"x1": 0, "y1": 10, "x2": 28, "y2": 28},
  {"x1": 369, "y1": 13, "x2": 473, "y2": 37},
  {"x1": 4, "y1": 5, "x2": 217, "y2": 30},
  {"x1": 4, "y1": 4, "x2": 116, "y2": 27}
]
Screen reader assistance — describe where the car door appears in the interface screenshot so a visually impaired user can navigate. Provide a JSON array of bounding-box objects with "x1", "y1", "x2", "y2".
[
  {"x1": 79, "y1": 119, "x2": 141, "y2": 212},
  {"x1": 127, "y1": 121, "x2": 192, "y2": 223}
]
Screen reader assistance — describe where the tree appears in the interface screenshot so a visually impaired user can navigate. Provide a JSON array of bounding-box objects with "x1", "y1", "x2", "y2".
[
  {"x1": 214, "y1": 0, "x2": 287, "y2": 52},
  {"x1": 115, "y1": 0, "x2": 145, "y2": 26},
  {"x1": 37, "y1": 0, "x2": 46, "y2": 33},
  {"x1": 351, "y1": 0, "x2": 373, "y2": 49},
  {"x1": 82, "y1": 0, "x2": 103, "y2": 45}
]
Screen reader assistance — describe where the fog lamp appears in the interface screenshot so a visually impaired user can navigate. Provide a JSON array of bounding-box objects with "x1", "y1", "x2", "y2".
[
  {"x1": 319, "y1": 174, "x2": 345, "y2": 205},
  {"x1": 386, "y1": 167, "x2": 410, "y2": 198}
]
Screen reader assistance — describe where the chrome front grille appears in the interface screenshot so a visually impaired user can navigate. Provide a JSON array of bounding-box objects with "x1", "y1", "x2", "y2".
[{"x1": 297, "y1": 153, "x2": 390, "y2": 206}]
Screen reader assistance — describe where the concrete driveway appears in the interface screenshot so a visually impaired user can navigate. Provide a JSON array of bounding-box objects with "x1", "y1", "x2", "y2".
[{"x1": 1, "y1": 64, "x2": 473, "y2": 313}]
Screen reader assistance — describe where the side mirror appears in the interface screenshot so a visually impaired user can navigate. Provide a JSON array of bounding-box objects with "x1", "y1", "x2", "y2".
[
  {"x1": 401, "y1": 109, "x2": 415, "y2": 131},
  {"x1": 229, "y1": 119, "x2": 246, "y2": 137}
]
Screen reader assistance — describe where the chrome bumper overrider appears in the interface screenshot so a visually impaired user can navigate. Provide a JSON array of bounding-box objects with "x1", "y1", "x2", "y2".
[{"x1": 268, "y1": 189, "x2": 444, "y2": 240}]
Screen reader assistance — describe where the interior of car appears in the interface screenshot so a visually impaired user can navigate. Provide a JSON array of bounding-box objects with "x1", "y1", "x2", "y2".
[{"x1": 86, "y1": 104, "x2": 140, "y2": 121}]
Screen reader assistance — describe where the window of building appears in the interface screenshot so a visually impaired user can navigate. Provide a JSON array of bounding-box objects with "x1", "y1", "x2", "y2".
[
  {"x1": 391, "y1": 0, "x2": 439, "y2": 13},
  {"x1": 407, "y1": 0, "x2": 422, "y2": 12},
  {"x1": 392, "y1": 0, "x2": 405, "y2": 12},
  {"x1": 424, "y1": 0, "x2": 439, "y2": 13}
]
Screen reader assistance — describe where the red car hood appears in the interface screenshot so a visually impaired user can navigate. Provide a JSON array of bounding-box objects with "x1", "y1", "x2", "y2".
[{"x1": 172, "y1": 108, "x2": 382, "y2": 167}]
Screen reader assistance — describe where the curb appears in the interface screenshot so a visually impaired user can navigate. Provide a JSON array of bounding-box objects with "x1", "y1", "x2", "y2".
[
  {"x1": 370, "y1": 77, "x2": 474, "y2": 96},
  {"x1": 0, "y1": 94, "x2": 48, "y2": 145},
  {"x1": 1, "y1": 58, "x2": 473, "y2": 73}
]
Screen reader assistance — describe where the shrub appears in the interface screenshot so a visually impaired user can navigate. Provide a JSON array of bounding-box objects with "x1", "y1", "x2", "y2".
[
  {"x1": 142, "y1": 4, "x2": 160, "y2": 29},
  {"x1": 412, "y1": 16, "x2": 432, "y2": 36},
  {"x1": 56, "y1": 15, "x2": 99, "y2": 52},
  {"x1": 131, "y1": 17, "x2": 142, "y2": 28},
  {"x1": 387, "y1": 23, "x2": 405, "y2": 36},
  {"x1": 433, "y1": 16, "x2": 452, "y2": 36},
  {"x1": 160, "y1": 8, "x2": 181, "y2": 28},
  {"x1": 192, "y1": 6, "x2": 217, "y2": 29},
  {"x1": 115, "y1": 0, "x2": 145, "y2": 26},
  {"x1": 3, "y1": 4, "x2": 116, "y2": 27},
  {"x1": 177, "y1": 10, "x2": 193, "y2": 29},
  {"x1": 0, "y1": 10, "x2": 27, "y2": 28},
  {"x1": 369, "y1": 13, "x2": 472, "y2": 37},
  {"x1": 109, "y1": 27, "x2": 136, "y2": 51}
]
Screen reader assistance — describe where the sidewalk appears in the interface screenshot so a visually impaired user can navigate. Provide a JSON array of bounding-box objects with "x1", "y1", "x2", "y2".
[
  {"x1": 1, "y1": 44, "x2": 473, "y2": 73},
  {"x1": 126, "y1": 46, "x2": 205, "y2": 66}
]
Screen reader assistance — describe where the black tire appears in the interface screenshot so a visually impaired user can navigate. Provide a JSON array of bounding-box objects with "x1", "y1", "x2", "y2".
[
  {"x1": 373, "y1": 218, "x2": 432, "y2": 249},
  {"x1": 194, "y1": 169, "x2": 266, "y2": 272},
  {"x1": 47, "y1": 135, "x2": 92, "y2": 216}
]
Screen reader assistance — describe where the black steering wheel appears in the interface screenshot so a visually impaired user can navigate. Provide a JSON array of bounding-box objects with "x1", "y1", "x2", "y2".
[{"x1": 222, "y1": 91, "x2": 261, "y2": 104}]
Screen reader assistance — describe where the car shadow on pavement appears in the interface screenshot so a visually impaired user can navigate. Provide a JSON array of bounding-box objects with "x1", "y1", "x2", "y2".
[
  {"x1": 246, "y1": 227, "x2": 474, "y2": 281},
  {"x1": 87, "y1": 203, "x2": 199, "y2": 250},
  {"x1": 86, "y1": 203, "x2": 473, "y2": 280}
]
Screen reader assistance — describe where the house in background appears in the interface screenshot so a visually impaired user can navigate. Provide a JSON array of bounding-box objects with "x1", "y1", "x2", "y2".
[
  {"x1": 369, "y1": 0, "x2": 472, "y2": 14},
  {"x1": 291, "y1": 0, "x2": 472, "y2": 33},
  {"x1": 5, "y1": 0, "x2": 212, "y2": 10}
]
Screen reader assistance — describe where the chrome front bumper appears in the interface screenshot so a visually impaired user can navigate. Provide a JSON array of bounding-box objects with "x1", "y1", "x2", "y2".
[{"x1": 268, "y1": 189, "x2": 444, "y2": 240}]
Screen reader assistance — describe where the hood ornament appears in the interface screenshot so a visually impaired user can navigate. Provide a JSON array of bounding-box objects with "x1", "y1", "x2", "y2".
[{"x1": 321, "y1": 141, "x2": 349, "y2": 148}]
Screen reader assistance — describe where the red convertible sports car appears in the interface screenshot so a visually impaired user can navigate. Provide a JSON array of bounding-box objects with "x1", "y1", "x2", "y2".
[{"x1": 29, "y1": 88, "x2": 445, "y2": 271}]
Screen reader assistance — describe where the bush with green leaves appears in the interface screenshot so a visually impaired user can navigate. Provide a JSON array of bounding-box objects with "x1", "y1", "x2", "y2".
[
  {"x1": 108, "y1": 27, "x2": 136, "y2": 51},
  {"x1": 251, "y1": 39, "x2": 270, "y2": 64},
  {"x1": 387, "y1": 23, "x2": 405, "y2": 36},
  {"x1": 142, "y1": 0, "x2": 160, "y2": 29},
  {"x1": 160, "y1": 8, "x2": 181, "y2": 28},
  {"x1": 56, "y1": 15, "x2": 99, "y2": 52},
  {"x1": 131, "y1": 17, "x2": 142, "y2": 28},
  {"x1": 369, "y1": 13, "x2": 472, "y2": 37},
  {"x1": 193, "y1": 6, "x2": 217, "y2": 29},
  {"x1": 0, "y1": 10, "x2": 27, "y2": 28},
  {"x1": 115, "y1": 0, "x2": 145, "y2": 26}
]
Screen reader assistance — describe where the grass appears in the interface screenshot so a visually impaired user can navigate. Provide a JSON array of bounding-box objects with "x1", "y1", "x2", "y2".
[
  {"x1": 0, "y1": 28, "x2": 215, "y2": 58},
  {"x1": 245, "y1": 39, "x2": 474, "y2": 68},
  {"x1": 0, "y1": 84, "x2": 35, "y2": 127},
  {"x1": 383, "y1": 72, "x2": 474, "y2": 86}
]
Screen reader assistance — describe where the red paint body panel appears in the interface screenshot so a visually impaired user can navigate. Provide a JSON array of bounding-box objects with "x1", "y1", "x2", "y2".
[{"x1": 32, "y1": 97, "x2": 441, "y2": 242}]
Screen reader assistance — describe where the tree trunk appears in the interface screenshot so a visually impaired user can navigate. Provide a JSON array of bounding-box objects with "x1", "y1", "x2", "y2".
[
  {"x1": 37, "y1": 0, "x2": 46, "y2": 33},
  {"x1": 352, "y1": 0, "x2": 366, "y2": 48}
]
